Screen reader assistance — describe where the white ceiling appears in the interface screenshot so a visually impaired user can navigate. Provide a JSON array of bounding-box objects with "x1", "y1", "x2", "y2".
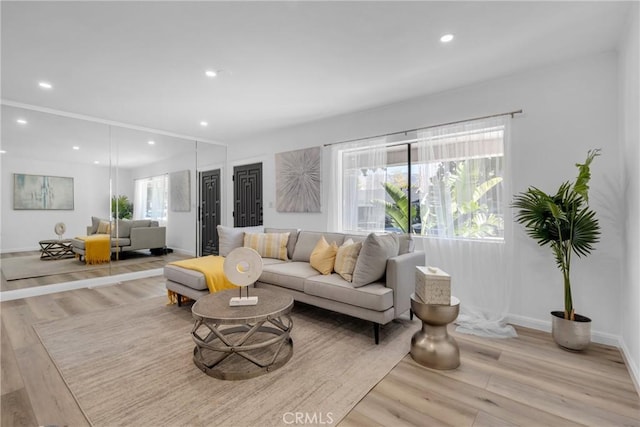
[{"x1": 0, "y1": 1, "x2": 632, "y2": 147}]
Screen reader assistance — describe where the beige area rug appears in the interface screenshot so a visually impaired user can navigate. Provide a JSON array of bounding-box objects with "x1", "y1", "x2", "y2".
[
  {"x1": 34, "y1": 296, "x2": 419, "y2": 427},
  {"x1": 1, "y1": 253, "x2": 163, "y2": 280}
]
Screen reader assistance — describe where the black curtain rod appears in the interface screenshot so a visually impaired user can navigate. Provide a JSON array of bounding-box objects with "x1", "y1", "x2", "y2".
[{"x1": 323, "y1": 109, "x2": 523, "y2": 147}]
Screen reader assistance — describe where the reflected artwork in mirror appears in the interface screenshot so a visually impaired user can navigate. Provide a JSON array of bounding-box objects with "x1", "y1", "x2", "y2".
[{"x1": 1, "y1": 104, "x2": 226, "y2": 295}]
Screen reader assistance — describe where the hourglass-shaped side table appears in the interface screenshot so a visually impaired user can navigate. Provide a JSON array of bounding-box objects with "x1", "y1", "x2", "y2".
[{"x1": 410, "y1": 294, "x2": 460, "y2": 370}]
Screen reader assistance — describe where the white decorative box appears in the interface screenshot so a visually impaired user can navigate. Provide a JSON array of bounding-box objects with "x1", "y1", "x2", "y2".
[{"x1": 415, "y1": 266, "x2": 451, "y2": 305}]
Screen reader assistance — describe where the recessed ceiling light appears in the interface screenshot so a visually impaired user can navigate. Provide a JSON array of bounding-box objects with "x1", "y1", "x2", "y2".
[
  {"x1": 93, "y1": 160, "x2": 100, "y2": 164},
  {"x1": 0, "y1": 150, "x2": 6, "y2": 154},
  {"x1": 205, "y1": 70, "x2": 218, "y2": 78},
  {"x1": 72, "y1": 146, "x2": 80, "y2": 150},
  {"x1": 16, "y1": 118, "x2": 27, "y2": 125},
  {"x1": 38, "y1": 81, "x2": 53, "y2": 89},
  {"x1": 148, "y1": 140, "x2": 155, "y2": 145},
  {"x1": 200, "y1": 121, "x2": 208, "y2": 127},
  {"x1": 440, "y1": 34, "x2": 454, "y2": 43}
]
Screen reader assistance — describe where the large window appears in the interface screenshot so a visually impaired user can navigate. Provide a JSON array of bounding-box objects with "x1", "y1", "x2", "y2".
[
  {"x1": 337, "y1": 118, "x2": 506, "y2": 240},
  {"x1": 133, "y1": 174, "x2": 168, "y2": 225}
]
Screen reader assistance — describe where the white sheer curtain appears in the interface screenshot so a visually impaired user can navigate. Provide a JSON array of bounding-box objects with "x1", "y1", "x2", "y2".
[
  {"x1": 416, "y1": 116, "x2": 516, "y2": 338},
  {"x1": 326, "y1": 138, "x2": 387, "y2": 232},
  {"x1": 133, "y1": 175, "x2": 168, "y2": 226}
]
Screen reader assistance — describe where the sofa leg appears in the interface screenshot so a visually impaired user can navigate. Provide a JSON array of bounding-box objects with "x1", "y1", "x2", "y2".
[
  {"x1": 177, "y1": 294, "x2": 182, "y2": 307},
  {"x1": 410, "y1": 309, "x2": 414, "y2": 320},
  {"x1": 373, "y1": 323, "x2": 380, "y2": 345}
]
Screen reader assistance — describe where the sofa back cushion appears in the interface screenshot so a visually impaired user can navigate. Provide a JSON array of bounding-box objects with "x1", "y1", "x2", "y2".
[
  {"x1": 111, "y1": 219, "x2": 132, "y2": 238},
  {"x1": 217, "y1": 225, "x2": 264, "y2": 257},
  {"x1": 244, "y1": 232, "x2": 290, "y2": 261},
  {"x1": 352, "y1": 233, "x2": 399, "y2": 287},
  {"x1": 292, "y1": 231, "x2": 345, "y2": 262},
  {"x1": 397, "y1": 233, "x2": 415, "y2": 254},
  {"x1": 265, "y1": 227, "x2": 299, "y2": 260}
]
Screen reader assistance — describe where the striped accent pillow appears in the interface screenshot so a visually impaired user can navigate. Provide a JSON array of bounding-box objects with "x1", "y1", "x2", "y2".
[
  {"x1": 334, "y1": 238, "x2": 362, "y2": 282},
  {"x1": 243, "y1": 232, "x2": 290, "y2": 261}
]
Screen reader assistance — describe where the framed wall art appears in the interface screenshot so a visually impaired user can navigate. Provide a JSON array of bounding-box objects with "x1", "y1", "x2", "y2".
[
  {"x1": 169, "y1": 169, "x2": 191, "y2": 212},
  {"x1": 13, "y1": 173, "x2": 74, "y2": 210},
  {"x1": 275, "y1": 146, "x2": 321, "y2": 213}
]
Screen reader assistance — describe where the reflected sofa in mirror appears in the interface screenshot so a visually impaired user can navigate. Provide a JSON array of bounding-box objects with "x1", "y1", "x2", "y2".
[
  {"x1": 0, "y1": 105, "x2": 205, "y2": 293},
  {"x1": 0, "y1": 105, "x2": 112, "y2": 291}
]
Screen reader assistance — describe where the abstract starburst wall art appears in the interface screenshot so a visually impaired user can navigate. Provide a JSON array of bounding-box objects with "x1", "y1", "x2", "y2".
[{"x1": 275, "y1": 146, "x2": 321, "y2": 213}]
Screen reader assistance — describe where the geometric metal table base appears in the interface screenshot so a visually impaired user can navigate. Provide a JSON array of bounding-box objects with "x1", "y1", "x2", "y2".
[
  {"x1": 192, "y1": 315, "x2": 293, "y2": 380},
  {"x1": 39, "y1": 239, "x2": 74, "y2": 260},
  {"x1": 190, "y1": 288, "x2": 295, "y2": 381},
  {"x1": 410, "y1": 294, "x2": 460, "y2": 370}
]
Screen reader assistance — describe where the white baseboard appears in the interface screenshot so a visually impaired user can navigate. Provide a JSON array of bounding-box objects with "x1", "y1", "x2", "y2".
[
  {"x1": 0, "y1": 246, "x2": 39, "y2": 254},
  {"x1": 506, "y1": 313, "x2": 621, "y2": 347},
  {"x1": 619, "y1": 339, "x2": 640, "y2": 396}
]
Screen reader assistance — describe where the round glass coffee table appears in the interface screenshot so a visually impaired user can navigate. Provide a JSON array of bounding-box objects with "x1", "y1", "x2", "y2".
[{"x1": 191, "y1": 288, "x2": 294, "y2": 380}]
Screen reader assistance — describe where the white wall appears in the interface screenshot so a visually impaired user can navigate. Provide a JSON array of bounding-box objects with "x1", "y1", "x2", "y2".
[
  {"x1": 1, "y1": 156, "x2": 111, "y2": 252},
  {"x1": 227, "y1": 51, "x2": 625, "y2": 341},
  {"x1": 619, "y1": 3, "x2": 640, "y2": 390},
  {"x1": 132, "y1": 149, "x2": 198, "y2": 256}
]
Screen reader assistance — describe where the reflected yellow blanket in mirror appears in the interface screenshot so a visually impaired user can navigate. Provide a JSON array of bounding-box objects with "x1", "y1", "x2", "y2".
[{"x1": 76, "y1": 234, "x2": 111, "y2": 265}]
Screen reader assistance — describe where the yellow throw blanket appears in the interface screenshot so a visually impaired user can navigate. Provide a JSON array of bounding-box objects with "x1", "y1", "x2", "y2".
[
  {"x1": 76, "y1": 235, "x2": 111, "y2": 265},
  {"x1": 167, "y1": 256, "x2": 237, "y2": 304}
]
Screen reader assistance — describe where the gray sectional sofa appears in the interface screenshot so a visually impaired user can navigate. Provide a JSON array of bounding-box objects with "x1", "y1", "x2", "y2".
[
  {"x1": 71, "y1": 217, "x2": 167, "y2": 259},
  {"x1": 164, "y1": 226, "x2": 424, "y2": 343}
]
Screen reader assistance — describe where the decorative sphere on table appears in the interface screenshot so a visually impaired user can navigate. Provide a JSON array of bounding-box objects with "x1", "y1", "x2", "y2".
[{"x1": 223, "y1": 247, "x2": 263, "y2": 306}]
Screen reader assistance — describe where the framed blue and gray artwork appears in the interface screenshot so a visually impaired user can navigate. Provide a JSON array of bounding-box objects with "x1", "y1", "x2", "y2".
[{"x1": 13, "y1": 173, "x2": 74, "y2": 210}]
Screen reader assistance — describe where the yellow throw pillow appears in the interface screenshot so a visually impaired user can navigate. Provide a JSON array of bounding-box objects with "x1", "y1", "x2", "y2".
[
  {"x1": 244, "y1": 232, "x2": 290, "y2": 261},
  {"x1": 334, "y1": 239, "x2": 363, "y2": 282},
  {"x1": 310, "y1": 236, "x2": 338, "y2": 275},
  {"x1": 97, "y1": 220, "x2": 111, "y2": 235}
]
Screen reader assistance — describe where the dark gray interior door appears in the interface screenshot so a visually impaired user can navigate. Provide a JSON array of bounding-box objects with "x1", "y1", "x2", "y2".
[
  {"x1": 233, "y1": 163, "x2": 263, "y2": 227},
  {"x1": 200, "y1": 169, "x2": 221, "y2": 256}
]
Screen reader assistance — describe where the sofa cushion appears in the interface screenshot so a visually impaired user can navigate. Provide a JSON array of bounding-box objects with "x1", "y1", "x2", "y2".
[
  {"x1": 292, "y1": 231, "x2": 345, "y2": 262},
  {"x1": 334, "y1": 239, "x2": 362, "y2": 282},
  {"x1": 305, "y1": 274, "x2": 393, "y2": 312},
  {"x1": 261, "y1": 258, "x2": 286, "y2": 266},
  {"x1": 217, "y1": 225, "x2": 264, "y2": 257},
  {"x1": 111, "y1": 219, "x2": 132, "y2": 238},
  {"x1": 310, "y1": 236, "x2": 338, "y2": 275},
  {"x1": 344, "y1": 234, "x2": 367, "y2": 244},
  {"x1": 265, "y1": 227, "x2": 299, "y2": 260},
  {"x1": 259, "y1": 262, "x2": 318, "y2": 292},
  {"x1": 244, "y1": 232, "x2": 290, "y2": 261},
  {"x1": 352, "y1": 233, "x2": 399, "y2": 287},
  {"x1": 111, "y1": 237, "x2": 131, "y2": 247},
  {"x1": 164, "y1": 264, "x2": 207, "y2": 291},
  {"x1": 397, "y1": 233, "x2": 414, "y2": 255}
]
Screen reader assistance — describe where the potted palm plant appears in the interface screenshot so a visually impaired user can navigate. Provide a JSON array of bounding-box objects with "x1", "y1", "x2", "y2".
[{"x1": 512, "y1": 149, "x2": 601, "y2": 351}]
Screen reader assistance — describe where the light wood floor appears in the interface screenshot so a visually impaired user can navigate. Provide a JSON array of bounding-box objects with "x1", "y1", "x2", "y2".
[{"x1": 1, "y1": 275, "x2": 639, "y2": 426}]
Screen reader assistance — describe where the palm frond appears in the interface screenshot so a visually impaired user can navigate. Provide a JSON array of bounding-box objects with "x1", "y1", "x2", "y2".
[{"x1": 573, "y1": 149, "x2": 601, "y2": 203}]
